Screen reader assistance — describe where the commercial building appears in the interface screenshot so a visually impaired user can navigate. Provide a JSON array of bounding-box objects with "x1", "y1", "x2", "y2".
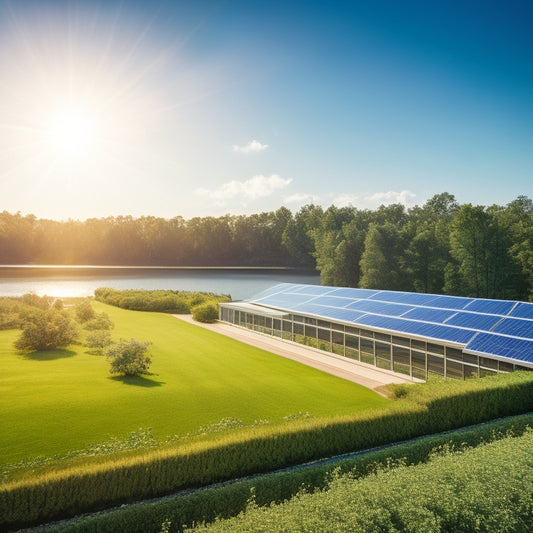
[{"x1": 219, "y1": 283, "x2": 533, "y2": 380}]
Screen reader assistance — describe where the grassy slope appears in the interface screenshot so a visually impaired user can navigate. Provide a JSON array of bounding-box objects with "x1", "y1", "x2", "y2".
[{"x1": 0, "y1": 302, "x2": 388, "y2": 465}]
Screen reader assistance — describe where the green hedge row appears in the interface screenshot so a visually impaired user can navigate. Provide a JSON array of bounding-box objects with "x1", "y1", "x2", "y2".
[
  {"x1": 1, "y1": 372, "x2": 532, "y2": 530},
  {"x1": 94, "y1": 288, "x2": 230, "y2": 314},
  {"x1": 42, "y1": 414, "x2": 533, "y2": 532}
]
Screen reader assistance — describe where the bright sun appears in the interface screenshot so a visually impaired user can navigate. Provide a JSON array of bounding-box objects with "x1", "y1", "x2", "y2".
[{"x1": 44, "y1": 106, "x2": 97, "y2": 159}]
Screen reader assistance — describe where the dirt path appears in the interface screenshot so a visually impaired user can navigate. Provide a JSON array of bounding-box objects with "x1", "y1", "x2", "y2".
[{"x1": 175, "y1": 315, "x2": 418, "y2": 394}]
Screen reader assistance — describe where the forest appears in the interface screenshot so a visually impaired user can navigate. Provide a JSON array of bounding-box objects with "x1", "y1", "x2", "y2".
[{"x1": 1, "y1": 193, "x2": 531, "y2": 301}]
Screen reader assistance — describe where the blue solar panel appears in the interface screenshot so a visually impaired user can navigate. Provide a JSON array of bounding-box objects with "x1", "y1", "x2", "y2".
[
  {"x1": 444, "y1": 312, "x2": 502, "y2": 331},
  {"x1": 402, "y1": 307, "x2": 457, "y2": 324},
  {"x1": 255, "y1": 292, "x2": 312, "y2": 308},
  {"x1": 249, "y1": 283, "x2": 297, "y2": 300},
  {"x1": 355, "y1": 315, "x2": 476, "y2": 344},
  {"x1": 328, "y1": 287, "x2": 379, "y2": 299},
  {"x1": 308, "y1": 295, "x2": 354, "y2": 308},
  {"x1": 492, "y1": 318, "x2": 533, "y2": 339},
  {"x1": 369, "y1": 291, "x2": 439, "y2": 306},
  {"x1": 466, "y1": 333, "x2": 533, "y2": 364},
  {"x1": 290, "y1": 285, "x2": 335, "y2": 296},
  {"x1": 463, "y1": 299, "x2": 516, "y2": 316},
  {"x1": 345, "y1": 299, "x2": 414, "y2": 317},
  {"x1": 427, "y1": 295, "x2": 475, "y2": 310},
  {"x1": 292, "y1": 304, "x2": 366, "y2": 323},
  {"x1": 510, "y1": 302, "x2": 533, "y2": 320}
]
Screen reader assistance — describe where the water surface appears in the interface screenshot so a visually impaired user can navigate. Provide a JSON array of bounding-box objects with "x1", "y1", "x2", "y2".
[{"x1": 0, "y1": 266, "x2": 320, "y2": 300}]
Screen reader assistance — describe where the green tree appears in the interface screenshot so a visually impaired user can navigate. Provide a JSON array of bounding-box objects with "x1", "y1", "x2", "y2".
[
  {"x1": 359, "y1": 222, "x2": 409, "y2": 290},
  {"x1": 106, "y1": 339, "x2": 152, "y2": 376},
  {"x1": 74, "y1": 299, "x2": 96, "y2": 323},
  {"x1": 15, "y1": 309, "x2": 79, "y2": 351}
]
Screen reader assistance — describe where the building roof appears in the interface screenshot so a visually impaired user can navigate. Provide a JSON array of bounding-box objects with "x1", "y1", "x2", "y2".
[{"x1": 231, "y1": 283, "x2": 533, "y2": 368}]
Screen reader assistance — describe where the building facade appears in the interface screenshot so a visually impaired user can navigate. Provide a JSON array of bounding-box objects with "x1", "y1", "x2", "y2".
[{"x1": 219, "y1": 284, "x2": 533, "y2": 381}]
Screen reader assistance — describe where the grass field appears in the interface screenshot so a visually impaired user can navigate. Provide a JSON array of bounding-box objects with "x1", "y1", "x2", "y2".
[{"x1": 0, "y1": 302, "x2": 389, "y2": 466}]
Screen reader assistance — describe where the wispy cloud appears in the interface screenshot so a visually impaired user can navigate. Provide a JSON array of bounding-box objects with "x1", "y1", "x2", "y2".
[
  {"x1": 232, "y1": 139, "x2": 268, "y2": 153},
  {"x1": 196, "y1": 174, "x2": 291, "y2": 202},
  {"x1": 330, "y1": 190, "x2": 416, "y2": 209},
  {"x1": 284, "y1": 192, "x2": 321, "y2": 204}
]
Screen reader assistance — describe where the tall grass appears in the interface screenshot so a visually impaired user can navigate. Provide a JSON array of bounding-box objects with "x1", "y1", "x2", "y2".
[{"x1": 1, "y1": 371, "x2": 532, "y2": 530}]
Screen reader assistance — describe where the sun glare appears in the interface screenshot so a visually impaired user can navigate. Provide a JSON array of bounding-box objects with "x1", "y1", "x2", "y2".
[{"x1": 44, "y1": 106, "x2": 97, "y2": 159}]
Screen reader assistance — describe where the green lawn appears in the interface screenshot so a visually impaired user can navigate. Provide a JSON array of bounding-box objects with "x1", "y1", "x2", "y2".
[{"x1": 0, "y1": 303, "x2": 388, "y2": 465}]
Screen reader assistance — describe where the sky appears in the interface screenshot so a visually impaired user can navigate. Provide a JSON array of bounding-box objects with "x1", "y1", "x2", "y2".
[{"x1": 0, "y1": 0, "x2": 532, "y2": 221}]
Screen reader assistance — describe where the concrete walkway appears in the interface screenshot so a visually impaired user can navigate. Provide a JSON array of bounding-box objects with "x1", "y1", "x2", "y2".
[{"x1": 174, "y1": 316, "x2": 418, "y2": 394}]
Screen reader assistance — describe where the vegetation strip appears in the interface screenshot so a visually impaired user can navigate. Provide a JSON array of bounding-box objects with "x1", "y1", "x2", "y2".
[
  {"x1": 23, "y1": 414, "x2": 533, "y2": 532},
  {"x1": 2, "y1": 372, "x2": 532, "y2": 531}
]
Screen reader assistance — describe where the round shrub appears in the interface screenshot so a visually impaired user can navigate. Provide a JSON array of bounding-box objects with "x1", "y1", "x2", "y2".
[{"x1": 192, "y1": 302, "x2": 219, "y2": 323}]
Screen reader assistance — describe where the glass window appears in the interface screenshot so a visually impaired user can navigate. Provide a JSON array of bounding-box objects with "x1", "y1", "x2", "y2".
[
  {"x1": 332, "y1": 322, "x2": 345, "y2": 332},
  {"x1": 393, "y1": 345, "x2": 411, "y2": 376},
  {"x1": 411, "y1": 339, "x2": 426, "y2": 352},
  {"x1": 375, "y1": 332, "x2": 391, "y2": 343},
  {"x1": 345, "y1": 334, "x2": 359, "y2": 360},
  {"x1": 498, "y1": 361, "x2": 513, "y2": 373},
  {"x1": 427, "y1": 343, "x2": 445, "y2": 356},
  {"x1": 293, "y1": 322, "x2": 304, "y2": 336},
  {"x1": 360, "y1": 329, "x2": 374, "y2": 339},
  {"x1": 479, "y1": 357, "x2": 498, "y2": 370},
  {"x1": 446, "y1": 347, "x2": 463, "y2": 362},
  {"x1": 428, "y1": 353, "x2": 444, "y2": 376},
  {"x1": 293, "y1": 315, "x2": 304, "y2": 324},
  {"x1": 304, "y1": 325, "x2": 317, "y2": 339},
  {"x1": 392, "y1": 335, "x2": 410, "y2": 347},
  {"x1": 318, "y1": 327, "x2": 331, "y2": 343},
  {"x1": 318, "y1": 320, "x2": 331, "y2": 329},
  {"x1": 463, "y1": 353, "x2": 478, "y2": 366},
  {"x1": 375, "y1": 341, "x2": 390, "y2": 359},
  {"x1": 411, "y1": 350, "x2": 426, "y2": 371},
  {"x1": 304, "y1": 316, "x2": 317, "y2": 326},
  {"x1": 360, "y1": 337, "x2": 374, "y2": 355},
  {"x1": 332, "y1": 330, "x2": 345, "y2": 356},
  {"x1": 464, "y1": 364, "x2": 478, "y2": 379},
  {"x1": 446, "y1": 360, "x2": 463, "y2": 380},
  {"x1": 346, "y1": 325, "x2": 359, "y2": 335}
]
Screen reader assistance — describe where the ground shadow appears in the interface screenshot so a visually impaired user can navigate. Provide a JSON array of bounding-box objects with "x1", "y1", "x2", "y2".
[
  {"x1": 22, "y1": 349, "x2": 77, "y2": 361},
  {"x1": 109, "y1": 375, "x2": 165, "y2": 387}
]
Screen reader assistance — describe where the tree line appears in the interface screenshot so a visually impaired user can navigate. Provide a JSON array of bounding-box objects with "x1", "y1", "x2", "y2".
[{"x1": 1, "y1": 192, "x2": 531, "y2": 300}]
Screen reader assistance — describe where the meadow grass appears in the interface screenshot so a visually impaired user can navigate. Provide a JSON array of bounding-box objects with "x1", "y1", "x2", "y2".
[{"x1": 0, "y1": 302, "x2": 388, "y2": 466}]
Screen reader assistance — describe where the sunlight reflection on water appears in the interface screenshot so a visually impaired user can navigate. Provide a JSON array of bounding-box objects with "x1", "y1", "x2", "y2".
[{"x1": 0, "y1": 267, "x2": 320, "y2": 300}]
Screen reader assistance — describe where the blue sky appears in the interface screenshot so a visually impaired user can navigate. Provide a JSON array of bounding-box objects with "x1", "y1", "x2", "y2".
[{"x1": 0, "y1": 0, "x2": 531, "y2": 220}]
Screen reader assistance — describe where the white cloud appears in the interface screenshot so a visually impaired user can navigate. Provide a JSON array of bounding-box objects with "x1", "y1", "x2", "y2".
[
  {"x1": 195, "y1": 174, "x2": 292, "y2": 202},
  {"x1": 232, "y1": 139, "x2": 269, "y2": 153},
  {"x1": 330, "y1": 190, "x2": 417, "y2": 209},
  {"x1": 283, "y1": 192, "x2": 321, "y2": 204}
]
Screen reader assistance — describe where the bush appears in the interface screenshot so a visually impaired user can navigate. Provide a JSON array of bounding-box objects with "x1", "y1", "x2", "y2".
[
  {"x1": 191, "y1": 303, "x2": 219, "y2": 323},
  {"x1": 85, "y1": 330, "x2": 113, "y2": 353},
  {"x1": 14, "y1": 309, "x2": 79, "y2": 351},
  {"x1": 106, "y1": 339, "x2": 152, "y2": 376},
  {"x1": 74, "y1": 300, "x2": 96, "y2": 323},
  {"x1": 84, "y1": 312, "x2": 114, "y2": 331}
]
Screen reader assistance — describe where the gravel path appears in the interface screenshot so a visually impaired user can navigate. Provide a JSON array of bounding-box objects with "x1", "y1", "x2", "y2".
[{"x1": 175, "y1": 316, "x2": 418, "y2": 394}]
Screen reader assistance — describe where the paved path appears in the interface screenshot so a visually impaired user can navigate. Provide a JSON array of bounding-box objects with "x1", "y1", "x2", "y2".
[{"x1": 174, "y1": 316, "x2": 418, "y2": 394}]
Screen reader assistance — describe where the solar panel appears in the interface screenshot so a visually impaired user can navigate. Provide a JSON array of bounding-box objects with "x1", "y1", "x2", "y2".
[
  {"x1": 402, "y1": 307, "x2": 457, "y2": 324},
  {"x1": 426, "y1": 295, "x2": 475, "y2": 310},
  {"x1": 290, "y1": 285, "x2": 335, "y2": 296},
  {"x1": 292, "y1": 304, "x2": 366, "y2": 323},
  {"x1": 249, "y1": 283, "x2": 298, "y2": 300},
  {"x1": 255, "y1": 292, "x2": 312, "y2": 309},
  {"x1": 463, "y1": 298, "x2": 516, "y2": 316},
  {"x1": 466, "y1": 333, "x2": 533, "y2": 364},
  {"x1": 444, "y1": 312, "x2": 502, "y2": 331},
  {"x1": 345, "y1": 299, "x2": 415, "y2": 317},
  {"x1": 510, "y1": 302, "x2": 533, "y2": 320},
  {"x1": 355, "y1": 315, "x2": 476, "y2": 344},
  {"x1": 369, "y1": 291, "x2": 439, "y2": 306},
  {"x1": 308, "y1": 295, "x2": 355, "y2": 308},
  {"x1": 328, "y1": 287, "x2": 379, "y2": 299},
  {"x1": 492, "y1": 318, "x2": 533, "y2": 339}
]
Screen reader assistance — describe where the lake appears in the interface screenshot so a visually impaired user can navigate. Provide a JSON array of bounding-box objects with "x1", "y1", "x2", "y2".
[{"x1": 0, "y1": 266, "x2": 321, "y2": 301}]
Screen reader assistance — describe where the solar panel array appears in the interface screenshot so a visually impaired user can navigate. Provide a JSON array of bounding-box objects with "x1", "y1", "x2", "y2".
[{"x1": 248, "y1": 283, "x2": 533, "y2": 366}]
